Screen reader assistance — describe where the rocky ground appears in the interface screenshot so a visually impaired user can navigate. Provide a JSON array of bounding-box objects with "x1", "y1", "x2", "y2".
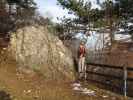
[{"x1": 0, "y1": 51, "x2": 132, "y2": 100}]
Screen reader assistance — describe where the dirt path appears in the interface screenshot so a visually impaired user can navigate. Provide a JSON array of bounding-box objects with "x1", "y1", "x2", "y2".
[{"x1": 0, "y1": 52, "x2": 131, "y2": 100}]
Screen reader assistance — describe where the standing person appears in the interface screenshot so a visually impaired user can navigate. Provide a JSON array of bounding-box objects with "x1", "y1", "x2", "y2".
[{"x1": 78, "y1": 41, "x2": 86, "y2": 79}]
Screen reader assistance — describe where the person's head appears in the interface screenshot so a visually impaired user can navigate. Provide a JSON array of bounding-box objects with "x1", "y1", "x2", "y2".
[{"x1": 80, "y1": 41, "x2": 85, "y2": 46}]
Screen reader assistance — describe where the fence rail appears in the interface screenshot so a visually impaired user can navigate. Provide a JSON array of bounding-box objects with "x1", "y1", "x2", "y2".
[{"x1": 86, "y1": 62, "x2": 133, "y2": 97}]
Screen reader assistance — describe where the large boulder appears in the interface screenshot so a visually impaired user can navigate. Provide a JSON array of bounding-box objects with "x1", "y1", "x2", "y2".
[{"x1": 9, "y1": 25, "x2": 75, "y2": 81}]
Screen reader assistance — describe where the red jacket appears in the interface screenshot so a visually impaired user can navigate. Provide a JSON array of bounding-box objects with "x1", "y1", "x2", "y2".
[{"x1": 78, "y1": 46, "x2": 86, "y2": 58}]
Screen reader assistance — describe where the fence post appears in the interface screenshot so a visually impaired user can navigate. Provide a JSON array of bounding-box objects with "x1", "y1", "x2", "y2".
[{"x1": 123, "y1": 66, "x2": 127, "y2": 99}]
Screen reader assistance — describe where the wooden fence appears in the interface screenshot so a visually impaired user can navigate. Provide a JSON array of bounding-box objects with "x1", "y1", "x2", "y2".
[{"x1": 86, "y1": 62, "x2": 133, "y2": 98}]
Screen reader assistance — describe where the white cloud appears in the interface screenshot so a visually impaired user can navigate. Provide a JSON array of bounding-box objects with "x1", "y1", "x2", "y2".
[
  {"x1": 42, "y1": 6, "x2": 76, "y2": 22},
  {"x1": 35, "y1": 0, "x2": 104, "y2": 23}
]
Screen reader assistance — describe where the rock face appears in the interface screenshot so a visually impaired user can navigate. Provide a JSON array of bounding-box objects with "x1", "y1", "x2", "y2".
[{"x1": 9, "y1": 25, "x2": 75, "y2": 81}]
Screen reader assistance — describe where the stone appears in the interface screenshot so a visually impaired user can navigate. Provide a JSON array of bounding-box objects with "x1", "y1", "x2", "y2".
[{"x1": 9, "y1": 25, "x2": 75, "y2": 81}]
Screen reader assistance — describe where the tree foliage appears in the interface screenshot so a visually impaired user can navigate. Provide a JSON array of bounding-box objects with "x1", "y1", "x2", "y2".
[
  {"x1": 56, "y1": 0, "x2": 133, "y2": 43},
  {"x1": 115, "y1": 0, "x2": 133, "y2": 19},
  {"x1": 57, "y1": 0, "x2": 92, "y2": 24},
  {"x1": 57, "y1": 0, "x2": 105, "y2": 27},
  {"x1": 114, "y1": 0, "x2": 133, "y2": 37},
  {"x1": 0, "y1": 0, "x2": 37, "y2": 33}
]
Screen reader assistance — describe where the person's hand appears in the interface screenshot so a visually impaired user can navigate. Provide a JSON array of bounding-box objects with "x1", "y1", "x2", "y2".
[{"x1": 80, "y1": 54, "x2": 83, "y2": 58}]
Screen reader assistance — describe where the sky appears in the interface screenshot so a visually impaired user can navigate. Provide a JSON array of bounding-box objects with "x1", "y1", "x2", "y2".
[
  {"x1": 34, "y1": 0, "x2": 75, "y2": 22},
  {"x1": 34, "y1": 0, "x2": 102, "y2": 23}
]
